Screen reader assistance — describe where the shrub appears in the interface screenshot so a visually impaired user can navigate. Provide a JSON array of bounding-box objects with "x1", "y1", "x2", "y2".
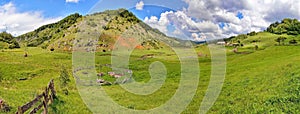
[
  {"x1": 59, "y1": 66, "x2": 70, "y2": 95},
  {"x1": 254, "y1": 45, "x2": 259, "y2": 50},
  {"x1": 248, "y1": 31, "x2": 257, "y2": 36},
  {"x1": 289, "y1": 39, "x2": 297, "y2": 45},
  {"x1": 275, "y1": 36, "x2": 287, "y2": 45}
]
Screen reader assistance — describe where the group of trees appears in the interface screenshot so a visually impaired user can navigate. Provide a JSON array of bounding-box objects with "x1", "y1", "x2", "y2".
[
  {"x1": 275, "y1": 36, "x2": 298, "y2": 45},
  {"x1": 267, "y1": 18, "x2": 300, "y2": 35},
  {"x1": 0, "y1": 32, "x2": 20, "y2": 49},
  {"x1": 35, "y1": 13, "x2": 82, "y2": 33}
]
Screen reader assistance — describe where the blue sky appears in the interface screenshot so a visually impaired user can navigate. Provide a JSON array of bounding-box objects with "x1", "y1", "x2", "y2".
[
  {"x1": 1, "y1": 0, "x2": 300, "y2": 41},
  {"x1": 0, "y1": 0, "x2": 98, "y2": 17}
]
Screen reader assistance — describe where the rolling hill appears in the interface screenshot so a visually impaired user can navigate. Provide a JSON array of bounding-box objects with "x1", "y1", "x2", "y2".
[
  {"x1": 223, "y1": 18, "x2": 300, "y2": 54},
  {"x1": 0, "y1": 9, "x2": 300, "y2": 113},
  {"x1": 16, "y1": 9, "x2": 180, "y2": 52}
]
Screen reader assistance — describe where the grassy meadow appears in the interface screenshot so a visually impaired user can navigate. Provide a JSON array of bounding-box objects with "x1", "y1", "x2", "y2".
[{"x1": 0, "y1": 32, "x2": 300, "y2": 113}]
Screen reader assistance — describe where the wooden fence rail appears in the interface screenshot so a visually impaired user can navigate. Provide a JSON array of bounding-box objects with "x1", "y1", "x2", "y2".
[{"x1": 16, "y1": 79, "x2": 56, "y2": 114}]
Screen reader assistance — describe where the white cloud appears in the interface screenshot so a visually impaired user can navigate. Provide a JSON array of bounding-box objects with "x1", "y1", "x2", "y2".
[
  {"x1": 244, "y1": 0, "x2": 300, "y2": 22},
  {"x1": 144, "y1": 10, "x2": 223, "y2": 41},
  {"x1": 0, "y1": 2, "x2": 62, "y2": 36},
  {"x1": 136, "y1": 1, "x2": 145, "y2": 10},
  {"x1": 144, "y1": 11, "x2": 173, "y2": 34},
  {"x1": 66, "y1": 0, "x2": 79, "y2": 3},
  {"x1": 142, "y1": 0, "x2": 300, "y2": 41},
  {"x1": 191, "y1": 33, "x2": 207, "y2": 41}
]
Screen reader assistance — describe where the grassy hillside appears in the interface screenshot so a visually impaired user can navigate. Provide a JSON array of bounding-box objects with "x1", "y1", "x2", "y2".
[
  {"x1": 16, "y1": 13, "x2": 82, "y2": 49},
  {"x1": 0, "y1": 48, "x2": 91, "y2": 113},
  {"x1": 209, "y1": 46, "x2": 300, "y2": 113},
  {"x1": 224, "y1": 31, "x2": 300, "y2": 54},
  {"x1": 17, "y1": 9, "x2": 178, "y2": 52},
  {"x1": 0, "y1": 44, "x2": 299, "y2": 113},
  {"x1": 0, "y1": 10, "x2": 300, "y2": 113}
]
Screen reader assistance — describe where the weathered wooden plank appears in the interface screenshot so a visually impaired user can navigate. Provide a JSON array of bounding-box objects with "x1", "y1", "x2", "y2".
[
  {"x1": 29, "y1": 103, "x2": 43, "y2": 114},
  {"x1": 16, "y1": 79, "x2": 56, "y2": 114},
  {"x1": 20, "y1": 94, "x2": 43, "y2": 112}
]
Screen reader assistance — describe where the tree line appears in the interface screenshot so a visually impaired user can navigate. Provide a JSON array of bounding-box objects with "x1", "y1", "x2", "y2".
[
  {"x1": 0, "y1": 32, "x2": 20, "y2": 49},
  {"x1": 267, "y1": 18, "x2": 300, "y2": 35}
]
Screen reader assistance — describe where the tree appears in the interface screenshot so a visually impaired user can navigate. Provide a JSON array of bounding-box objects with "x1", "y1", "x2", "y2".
[
  {"x1": 275, "y1": 36, "x2": 287, "y2": 45},
  {"x1": 248, "y1": 31, "x2": 257, "y2": 36}
]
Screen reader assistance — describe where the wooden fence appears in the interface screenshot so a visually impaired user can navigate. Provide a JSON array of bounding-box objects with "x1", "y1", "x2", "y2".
[{"x1": 16, "y1": 79, "x2": 56, "y2": 114}]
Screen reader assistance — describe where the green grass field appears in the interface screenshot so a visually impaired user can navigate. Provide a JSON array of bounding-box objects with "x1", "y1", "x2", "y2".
[{"x1": 0, "y1": 38, "x2": 300, "y2": 113}]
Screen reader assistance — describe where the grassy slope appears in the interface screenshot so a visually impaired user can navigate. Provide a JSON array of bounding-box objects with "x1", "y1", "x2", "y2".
[
  {"x1": 0, "y1": 48, "x2": 91, "y2": 113},
  {"x1": 227, "y1": 32, "x2": 300, "y2": 53},
  {"x1": 0, "y1": 42, "x2": 299, "y2": 113},
  {"x1": 210, "y1": 46, "x2": 300, "y2": 113}
]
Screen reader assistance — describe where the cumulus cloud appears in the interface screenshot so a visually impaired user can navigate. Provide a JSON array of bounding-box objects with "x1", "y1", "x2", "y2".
[
  {"x1": 143, "y1": 0, "x2": 300, "y2": 41},
  {"x1": 191, "y1": 33, "x2": 207, "y2": 41},
  {"x1": 245, "y1": 0, "x2": 300, "y2": 22},
  {"x1": 135, "y1": 1, "x2": 144, "y2": 10},
  {"x1": 144, "y1": 11, "x2": 173, "y2": 34},
  {"x1": 144, "y1": 10, "x2": 223, "y2": 41},
  {"x1": 66, "y1": 0, "x2": 79, "y2": 3},
  {"x1": 0, "y1": 2, "x2": 62, "y2": 36}
]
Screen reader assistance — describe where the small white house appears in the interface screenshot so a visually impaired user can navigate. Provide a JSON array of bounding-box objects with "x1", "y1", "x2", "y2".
[{"x1": 216, "y1": 41, "x2": 226, "y2": 45}]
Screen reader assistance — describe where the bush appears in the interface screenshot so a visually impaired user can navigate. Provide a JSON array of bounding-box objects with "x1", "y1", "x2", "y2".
[
  {"x1": 254, "y1": 45, "x2": 259, "y2": 50},
  {"x1": 248, "y1": 31, "x2": 257, "y2": 36},
  {"x1": 59, "y1": 66, "x2": 70, "y2": 91},
  {"x1": 289, "y1": 39, "x2": 297, "y2": 45},
  {"x1": 275, "y1": 36, "x2": 287, "y2": 45}
]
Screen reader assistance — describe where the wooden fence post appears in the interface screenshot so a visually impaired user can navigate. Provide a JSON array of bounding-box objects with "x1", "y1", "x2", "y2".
[
  {"x1": 16, "y1": 79, "x2": 55, "y2": 114},
  {"x1": 17, "y1": 106, "x2": 22, "y2": 114},
  {"x1": 42, "y1": 92, "x2": 48, "y2": 114},
  {"x1": 50, "y1": 79, "x2": 56, "y2": 101}
]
